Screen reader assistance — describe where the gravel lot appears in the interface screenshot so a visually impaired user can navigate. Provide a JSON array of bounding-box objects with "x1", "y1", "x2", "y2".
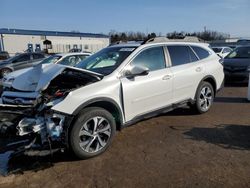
[{"x1": 0, "y1": 84, "x2": 250, "y2": 188}]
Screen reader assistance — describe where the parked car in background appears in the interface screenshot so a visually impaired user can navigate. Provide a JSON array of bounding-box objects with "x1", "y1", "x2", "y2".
[
  {"x1": 212, "y1": 47, "x2": 233, "y2": 58},
  {"x1": 0, "y1": 51, "x2": 10, "y2": 60},
  {"x1": 223, "y1": 46, "x2": 250, "y2": 82},
  {"x1": 40, "y1": 52, "x2": 91, "y2": 66},
  {"x1": 69, "y1": 48, "x2": 91, "y2": 53},
  {"x1": 0, "y1": 52, "x2": 45, "y2": 78},
  {"x1": 0, "y1": 38, "x2": 224, "y2": 159}
]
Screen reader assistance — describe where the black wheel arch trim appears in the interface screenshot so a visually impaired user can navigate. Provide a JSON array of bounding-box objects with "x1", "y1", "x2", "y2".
[
  {"x1": 0, "y1": 66, "x2": 14, "y2": 72},
  {"x1": 72, "y1": 97, "x2": 124, "y2": 124},
  {"x1": 200, "y1": 75, "x2": 217, "y2": 92}
]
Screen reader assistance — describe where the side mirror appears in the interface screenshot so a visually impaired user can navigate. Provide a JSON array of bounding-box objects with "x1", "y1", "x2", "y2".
[{"x1": 124, "y1": 65, "x2": 149, "y2": 78}]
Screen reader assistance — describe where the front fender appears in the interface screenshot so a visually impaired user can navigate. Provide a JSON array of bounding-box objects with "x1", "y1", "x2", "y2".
[{"x1": 51, "y1": 78, "x2": 122, "y2": 116}]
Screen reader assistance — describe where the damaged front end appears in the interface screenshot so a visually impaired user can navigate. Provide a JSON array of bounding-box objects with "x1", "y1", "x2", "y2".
[{"x1": 0, "y1": 63, "x2": 102, "y2": 155}]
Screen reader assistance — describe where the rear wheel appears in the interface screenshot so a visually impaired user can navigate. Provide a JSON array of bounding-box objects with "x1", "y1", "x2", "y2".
[
  {"x1": 193, "y1": 81, "x2": 214, "y2": 114},
  {"x1": 69, "y1": 107, "x2": 116, "y2": 159}
]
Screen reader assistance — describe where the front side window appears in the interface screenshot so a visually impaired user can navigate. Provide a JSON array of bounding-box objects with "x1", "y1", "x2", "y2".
[
  {"x1": 13, "y1": 54, "x2": 30, "y2": 63},
  {"x1": 76, "y1": 47, "x2": 136, "y2": 75},
  {"x1": 131, "y1": 47, "x2": 166, "y2": 71},
  {"x1": 168, "y1": 46, "x2": 198, "y2": 66},
  {"x1": 226, "y1": 46, "x2": 250, "y2": 59}
]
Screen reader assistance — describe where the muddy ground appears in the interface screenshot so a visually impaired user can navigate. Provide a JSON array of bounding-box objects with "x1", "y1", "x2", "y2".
[{"x1": 0, "y1": 84, "x2": 250, "y2": 188}]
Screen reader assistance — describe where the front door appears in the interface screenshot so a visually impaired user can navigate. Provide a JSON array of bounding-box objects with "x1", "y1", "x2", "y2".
[{"x1": 120, "y1": 46, "x2": 173, "y2": 121}]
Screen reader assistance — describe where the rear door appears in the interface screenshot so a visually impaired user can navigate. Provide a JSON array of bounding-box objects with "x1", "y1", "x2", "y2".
[
  {"x1": 167, "y1": 45, "x2": 206, "y2": 102},
  {"x1": 120, "y1": 46, "x2": 173, "y2": 121}
]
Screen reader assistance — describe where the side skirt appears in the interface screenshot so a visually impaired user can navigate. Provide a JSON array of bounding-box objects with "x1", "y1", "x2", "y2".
[{"x1": 122, "y1": 99, "x2": 193, "y2": 128}]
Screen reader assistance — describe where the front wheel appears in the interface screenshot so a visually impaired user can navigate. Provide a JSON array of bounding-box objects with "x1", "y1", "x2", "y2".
[
  {"x1": 193, "y1": 81, "x2": 214, "y2": 114},
  {"x1": 69, "y1": 107, "x2": 116, "y2": 159}
]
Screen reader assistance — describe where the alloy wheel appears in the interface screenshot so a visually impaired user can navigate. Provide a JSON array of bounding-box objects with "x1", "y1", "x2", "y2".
[
  {"x1": 78, "y1": 116, "x2": 111, "y2": 153},
  {"x1": 199, "y1": 86, "x2": 213, "y2": 111}
]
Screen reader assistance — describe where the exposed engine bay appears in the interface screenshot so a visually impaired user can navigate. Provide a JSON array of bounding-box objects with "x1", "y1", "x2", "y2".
[{"x1": 0, "y1": 64, "x2": 102, "y2": 155}]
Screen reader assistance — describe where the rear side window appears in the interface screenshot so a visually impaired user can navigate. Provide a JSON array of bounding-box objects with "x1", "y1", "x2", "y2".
[
  {"x1": 168, "y1": 46, "x2": 198, "y2": 66},
  {"x1": 191, "y1": 46, "x2": 210, "y2": 59},
  {"x1": 131, "y1": 46, "x2": 166, "y2": 71}
]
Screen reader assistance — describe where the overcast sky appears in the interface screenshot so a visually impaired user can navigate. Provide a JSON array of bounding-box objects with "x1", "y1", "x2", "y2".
[{"x1": 1, "y1": 0, "x2": 250, "y2": 37}]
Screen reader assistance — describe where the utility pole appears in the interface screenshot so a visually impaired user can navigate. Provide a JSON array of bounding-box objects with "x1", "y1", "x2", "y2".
[{"x1": 0, "y1": 34, "x2": 4, "y2": 51}]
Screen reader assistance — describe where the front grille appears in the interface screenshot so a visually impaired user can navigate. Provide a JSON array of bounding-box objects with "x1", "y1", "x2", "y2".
[{"x1": 1, "y1": 91, "x2": 41, "y2": 106}]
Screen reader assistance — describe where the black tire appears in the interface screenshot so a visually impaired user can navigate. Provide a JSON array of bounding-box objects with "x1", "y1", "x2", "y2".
[
  {"x1": 0, "y1": 68, "x2": 12, "y2": 78},
  {"x1": 69, "y1": 107, "x2": 116, "y2": 159},
  {"x1": 193, "y1": 81, "x2": 214, "y2": 114}
]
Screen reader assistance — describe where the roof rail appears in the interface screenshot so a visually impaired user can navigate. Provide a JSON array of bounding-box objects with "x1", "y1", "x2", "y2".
[
  {"x1": 109, "y1": 40, "x2": 144, "y2": 46},
  {"x1": 143, "y1": 36, "x2": 204, "y2": 44},
  {"x1": 142, "y1": 37, "x2": 170, "y2": 44},
  {"x1": 109, "y1": 36, "x2": 205, "y2": 47}
]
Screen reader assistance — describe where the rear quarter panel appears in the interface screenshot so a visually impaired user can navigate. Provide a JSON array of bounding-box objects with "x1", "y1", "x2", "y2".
[{"x1": 204, "y1": 54, "x2": 224, "y2": 90}]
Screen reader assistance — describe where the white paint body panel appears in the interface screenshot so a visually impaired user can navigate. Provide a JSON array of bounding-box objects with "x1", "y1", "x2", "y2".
[
  {"x1": 120, "y1": 68, "x2": 173, "y2": 121},
  {"x1": 52, "y1": 76, "x2": 124, "y2": 120}
]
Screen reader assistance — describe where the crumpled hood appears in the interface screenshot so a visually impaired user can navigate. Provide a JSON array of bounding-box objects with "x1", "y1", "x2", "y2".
[{"x1": 4, "y1": 63, "x2": 103, "y2": 92}]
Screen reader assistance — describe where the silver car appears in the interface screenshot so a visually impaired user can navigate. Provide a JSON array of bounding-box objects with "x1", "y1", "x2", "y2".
[{"x1": 0, "y1": 52, "x2": 45, "y2": 78}]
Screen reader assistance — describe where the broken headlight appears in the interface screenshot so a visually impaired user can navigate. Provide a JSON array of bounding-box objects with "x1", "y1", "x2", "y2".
[
  {"x1": 46, "y1": 113, "x2": 65, "y2": 140},
  {"x1": 17, "y1": 112, "x2": 65, "y2": 142}
]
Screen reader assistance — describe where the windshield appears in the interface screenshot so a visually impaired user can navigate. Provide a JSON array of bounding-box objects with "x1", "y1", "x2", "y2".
[
  {"x1": 76, "y1": 46, "x2": 136, "y2": 75},
  {"x1": 40, "y1": 55, "x2": 62, "y2": 64},
  {"x1": 226, "y1": 46, "x2": 250, "y2": 59},
  {"x1": 212, "y1": 48, "x2": 222, "y2": 53}
]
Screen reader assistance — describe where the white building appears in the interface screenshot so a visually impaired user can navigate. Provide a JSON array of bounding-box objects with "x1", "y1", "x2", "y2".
[{"x1": 0, "y1": 28, "x2": 110, "y2": 56}]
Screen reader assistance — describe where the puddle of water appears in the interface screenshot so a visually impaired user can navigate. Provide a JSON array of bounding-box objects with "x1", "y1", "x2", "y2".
[{"x1": 0, "y1": 151, "x2": 13, "y2": 176}]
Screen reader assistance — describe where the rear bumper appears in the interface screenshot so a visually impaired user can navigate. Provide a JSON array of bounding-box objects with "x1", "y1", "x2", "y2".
[{"x1": 216, "y1": 78, "x2": 224, "y2": 94}]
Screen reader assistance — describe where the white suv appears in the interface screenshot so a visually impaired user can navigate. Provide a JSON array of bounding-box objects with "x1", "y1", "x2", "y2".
[{"x1": 0, "y1": 38, "x2": 224, "y2": 159}]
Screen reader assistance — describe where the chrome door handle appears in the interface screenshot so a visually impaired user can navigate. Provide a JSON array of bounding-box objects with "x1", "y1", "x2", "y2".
[
  {"x1": 162, "y1": 75, "x2": 172, "y2": 80},
  {"x1": 196, "y1": 67, "x2": 202, "y2": 72}
]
